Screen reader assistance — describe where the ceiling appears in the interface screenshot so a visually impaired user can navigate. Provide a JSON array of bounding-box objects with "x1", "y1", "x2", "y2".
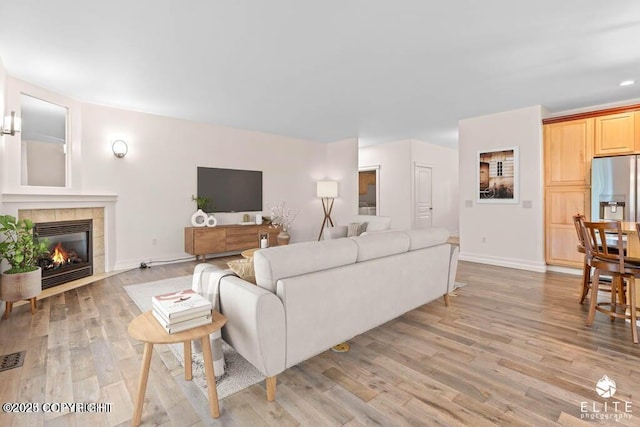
[{"x1": 1, "y1": 1, "x2": 640, "y2": 148}]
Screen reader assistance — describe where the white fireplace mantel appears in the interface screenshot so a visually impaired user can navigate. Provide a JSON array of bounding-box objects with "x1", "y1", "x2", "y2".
[{"x1": 2, "y1": 193, "x2": 118, "y2": 205}]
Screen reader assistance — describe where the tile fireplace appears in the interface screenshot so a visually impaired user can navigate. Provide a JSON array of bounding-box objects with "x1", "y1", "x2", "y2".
[{"x1": 34, "y1": 219, "x2": 93, "y2": 289}]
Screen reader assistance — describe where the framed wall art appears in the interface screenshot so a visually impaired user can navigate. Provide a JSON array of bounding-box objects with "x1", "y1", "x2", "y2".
[{"x1": 477, "y1": 147, "x2": 519, "y2": 204}]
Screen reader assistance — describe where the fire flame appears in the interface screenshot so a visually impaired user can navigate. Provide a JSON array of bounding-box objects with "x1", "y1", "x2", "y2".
[{"x1": 51, "y1": 242, "x2": 69, "y2": 265}]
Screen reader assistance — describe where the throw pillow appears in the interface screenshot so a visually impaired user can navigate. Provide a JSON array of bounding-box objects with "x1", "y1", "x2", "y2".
[
  {"x1": 227, "y1": 259, "x2": 256, "y2": 284},
  {"x1": 347, "y1": 222, "x2": 368, "y2": 237}
]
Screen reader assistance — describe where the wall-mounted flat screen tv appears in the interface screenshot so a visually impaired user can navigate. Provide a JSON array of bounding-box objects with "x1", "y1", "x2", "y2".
[{"x1": 197, "y1": 167, "x2": 263, "y2": 213}]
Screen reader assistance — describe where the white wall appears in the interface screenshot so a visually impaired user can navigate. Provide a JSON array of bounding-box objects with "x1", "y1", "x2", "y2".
[
  {"x1": 0, "y1": 58, "x2": 6, "y2": 211},
  {"x1": 458, "y1": 105, "x2": 545, "y2": 272},
  {"x1": 0, "y1": 59, "x2": 5, "y2": 314},
  {"x1": 325, "y1": 138, "x2": 359, "y2": 229},
  {"x1": 359, "y1": 140, "x2": 412, "y2": 229},
  {"x1": 79, "y1": 103, "x2": 332, "y2": 269},
  {"x1": 0, "y1": 77, "x2": 362, "y2": 270},
  {"x1": 411, "y1": 139, "x2": 459, "y2": 234},
  {"x1": 359, "y1": 139, "x2": 459, "y2": 234}
]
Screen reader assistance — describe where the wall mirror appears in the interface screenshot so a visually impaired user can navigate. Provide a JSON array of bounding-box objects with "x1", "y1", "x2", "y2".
[{"x1": 20, "y1": 94, "x2": 68, "y2": 187}]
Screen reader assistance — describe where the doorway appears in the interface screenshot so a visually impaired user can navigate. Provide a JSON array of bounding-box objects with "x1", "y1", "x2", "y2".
[
  {"x1": 414, "y1": 164, "x2": 433, "y2": 228},
  {"x1": 358, "y1": 166, "x2": 380, "y2": 215}
]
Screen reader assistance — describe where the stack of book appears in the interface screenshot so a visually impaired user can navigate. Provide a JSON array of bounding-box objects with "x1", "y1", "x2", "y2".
[{"x1": 152, "y1": 289, "x2": 213, "y2": 334}]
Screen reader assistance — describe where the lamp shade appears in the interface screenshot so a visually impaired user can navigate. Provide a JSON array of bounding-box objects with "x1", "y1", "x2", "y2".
[{"x1": 317, "y1": 181, "x2": 338, "y2": 198}]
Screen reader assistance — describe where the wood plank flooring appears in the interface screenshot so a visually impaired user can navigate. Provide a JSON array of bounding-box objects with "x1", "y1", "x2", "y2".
[{"x1": 1, "y1": 258, "x2": 639, "y2": 426}]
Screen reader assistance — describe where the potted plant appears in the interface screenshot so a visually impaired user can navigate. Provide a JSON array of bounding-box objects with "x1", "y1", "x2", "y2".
[
  {"x1": 191, "y1": 195, "x2": 211, "y2": 212},
  {"x1": 0, "y1": 215, "x2": 49, "y2": 316}
]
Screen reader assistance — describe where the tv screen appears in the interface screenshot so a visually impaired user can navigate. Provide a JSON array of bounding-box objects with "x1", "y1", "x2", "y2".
[{"x1": 197, "y1": 167, "x2": 263, "y2": 213}]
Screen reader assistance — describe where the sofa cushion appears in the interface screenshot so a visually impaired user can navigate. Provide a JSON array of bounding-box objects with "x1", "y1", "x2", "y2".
[
  {"x1": 402, "y1": 228, "x2": 450, "y2": 251},
  {"x1": 254, "y1": 238, "x2": 358, "y2": 292},
  {"x1": 347, "y1": 222, "x2": 368, "y2": 237},
  {"x1": 227, "y1": 259, "x2": 256, "y2": 284},
  {"x1": 350, "y1": 231, "x2": 410, "y2": 262},
  {"x1": 351, "y1": 215, "x2": 391, "y2": 231}
]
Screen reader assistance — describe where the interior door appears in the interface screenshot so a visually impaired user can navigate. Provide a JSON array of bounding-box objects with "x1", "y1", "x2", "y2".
[{"x1": 414, "y1": 165, "x2": 433, "y2": 229}]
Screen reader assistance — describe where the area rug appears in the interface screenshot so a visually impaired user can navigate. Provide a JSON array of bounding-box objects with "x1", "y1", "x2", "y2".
[{"x1": 124, "y1": 276, "x2": 265, "y2": 400}]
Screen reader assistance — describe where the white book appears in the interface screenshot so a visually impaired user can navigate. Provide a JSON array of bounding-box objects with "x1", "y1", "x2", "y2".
[
  {"x1": 152, "y1": 289, "x2": 212, "y2": 319},
  {"x1": 152, "y1": 305, "x2": 212, "y2": 324},
  {"x1": 152, "y1": 309, "x2": 213, "y2": 334}
]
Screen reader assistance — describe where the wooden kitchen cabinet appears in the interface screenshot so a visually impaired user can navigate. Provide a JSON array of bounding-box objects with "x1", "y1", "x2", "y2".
[
  {"x1": 544, "y1": 119, "x2": 593, "y2": 186},
  {"x1": 594, "y1": 111, "x2": 636, "y2": 156},
  {"x1": 544, "y1": 186, "x2": 590, "y2": 267},
  {"x1": 543, "y1": 119, "x2": 592, "y2": 267},
  {"x1": 358, "y1": 171, "x2": 376, "y2": 195}
]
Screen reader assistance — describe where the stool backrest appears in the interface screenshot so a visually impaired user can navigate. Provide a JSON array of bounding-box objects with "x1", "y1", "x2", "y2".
[
  {"x1": 582, "y1": 220, "x2": 624, "y2": 273},
  {"x1": 572, "y1": 214, "x2": 586, "y2": 247}
]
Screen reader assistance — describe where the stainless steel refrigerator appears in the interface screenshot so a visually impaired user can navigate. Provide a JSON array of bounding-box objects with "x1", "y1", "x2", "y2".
[{"x1": 591, "y1": 155, "x2": 640, "y2": 221}]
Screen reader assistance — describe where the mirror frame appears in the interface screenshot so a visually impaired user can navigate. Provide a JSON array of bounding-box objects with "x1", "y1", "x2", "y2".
[{"x1": 20, "y1": 93, "x2": 70, "y2": 188}]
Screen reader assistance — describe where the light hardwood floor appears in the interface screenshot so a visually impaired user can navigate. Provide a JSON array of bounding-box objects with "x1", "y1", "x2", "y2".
[{"x1": 1, "y1": 258, "x2": 639, "y2": 426}]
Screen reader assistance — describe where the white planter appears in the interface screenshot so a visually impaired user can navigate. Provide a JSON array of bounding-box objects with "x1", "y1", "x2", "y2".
[{"x1": 0, "y1": 267, "x2": 42, "y2": 302}]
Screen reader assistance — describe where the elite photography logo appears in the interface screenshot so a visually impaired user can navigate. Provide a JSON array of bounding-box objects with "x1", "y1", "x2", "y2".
[{"x1": 580, "y1": 375, "x2": 632, "y2": 421}]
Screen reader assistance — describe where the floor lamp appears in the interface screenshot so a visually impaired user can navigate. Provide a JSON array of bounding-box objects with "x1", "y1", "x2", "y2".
[{"x1": 317, "y1": 181, "x2": 338, "y2": 241}]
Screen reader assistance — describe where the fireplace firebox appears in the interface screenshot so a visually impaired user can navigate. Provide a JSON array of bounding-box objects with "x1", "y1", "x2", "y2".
[{"x1": 34, "y1": 220, "x2": 93, "y2": 289}]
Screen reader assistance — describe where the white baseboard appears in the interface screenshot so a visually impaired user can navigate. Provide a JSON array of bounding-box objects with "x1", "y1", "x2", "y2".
[{"x1": 459, "y1": 252, "x2": 546, "y2": 273}]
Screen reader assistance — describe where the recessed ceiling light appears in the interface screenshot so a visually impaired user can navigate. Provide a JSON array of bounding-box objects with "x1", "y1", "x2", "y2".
[{"x1": 619, "y1": 80, "x2": 635, "y2": 87}]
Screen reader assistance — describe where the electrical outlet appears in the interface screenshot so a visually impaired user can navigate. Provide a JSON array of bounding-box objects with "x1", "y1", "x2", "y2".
[
  {"x1": 481, "y1": 237, "x2": 486, "y2": 243},
  {"x1": 152, "y1": 238, "x2": 157, "y2": 246}
]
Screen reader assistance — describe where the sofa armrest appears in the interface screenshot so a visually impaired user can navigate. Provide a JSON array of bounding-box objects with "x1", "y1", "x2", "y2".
[
  {"x1": 218, "y1": 276, "x2": 286, "y2": 377},
  {"x1": 323, "y1": 225, "x2": 348, "y2": 240}
]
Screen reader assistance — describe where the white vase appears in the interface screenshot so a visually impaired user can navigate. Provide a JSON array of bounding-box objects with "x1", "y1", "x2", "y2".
[
  {"x1": 205, "y1": 215, "x2": 218, "y2": 227},
  {"x1": 191, "y1": 209, "x2": 208, "y2": 227},
  {"x1": 256, "y1": 214, "x2": 263, "y2": 225}
]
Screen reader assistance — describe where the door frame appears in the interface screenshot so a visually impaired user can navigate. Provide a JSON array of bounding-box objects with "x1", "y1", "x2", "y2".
[
  {"x1": 359, "y1": 165, "x2": 380, "y2": 215},
  {"x1": 412, "y1": 162, "x2": 433, "y2": 228}
]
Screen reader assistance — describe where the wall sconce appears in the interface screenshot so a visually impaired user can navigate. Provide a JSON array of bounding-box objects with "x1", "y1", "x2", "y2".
[
  {"x1": 112, "y1": 140, "x2": 128, "y2": 158},
  {"x1": 1, "y1": 111, "x2": 22, "y2": 136},
  {"x1": 317, "y1": 181, "x2": 338, "y2": 240}
]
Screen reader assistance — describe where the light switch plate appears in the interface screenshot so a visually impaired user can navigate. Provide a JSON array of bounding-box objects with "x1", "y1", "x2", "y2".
[
  {"x1": 464, "y1": 200, "x2": 473, "y2": 208},
  {"x1": 523, "y1": 200, "x2": 532, "y2": 208}
]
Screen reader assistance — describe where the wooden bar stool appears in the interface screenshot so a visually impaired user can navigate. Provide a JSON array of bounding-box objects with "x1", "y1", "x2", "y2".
[
  {"x1": 573, "y1": 214, "x2": 624, "y2": 304},
  {"x1": 582, "y1": 220, "x2": 638, "y2": 344}
]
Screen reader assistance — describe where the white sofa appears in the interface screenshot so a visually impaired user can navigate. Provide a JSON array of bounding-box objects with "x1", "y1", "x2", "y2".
[
  {"x1": 322, "y1": 214, "x2": 392, "y2": 239},
  {"x1": 213, "y1": 227, "x2": 458, "y2": 400}
]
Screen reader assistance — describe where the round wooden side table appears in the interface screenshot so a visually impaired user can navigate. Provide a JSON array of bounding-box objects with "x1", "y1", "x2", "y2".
[
  {"x1": 128, "y1": 310, "x2": 227, "y2": 426},
  {"x1": 240, "y1": 248, "x2": 259, "y2": 259}
]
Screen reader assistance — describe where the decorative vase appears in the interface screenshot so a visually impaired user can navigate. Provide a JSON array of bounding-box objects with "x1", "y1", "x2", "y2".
[
  {"x1": 205, "y1": 215, "x2": 218, "y2": 227},
  {"x1": 191, "y1": 209, "x2": 208, "y2": 227},
  {"x1": 277, "y1": 230, "x2": 290, "y2": 245},
  {"x1": 0, "y1": 267, "x2": 42, "y2": 301}
]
